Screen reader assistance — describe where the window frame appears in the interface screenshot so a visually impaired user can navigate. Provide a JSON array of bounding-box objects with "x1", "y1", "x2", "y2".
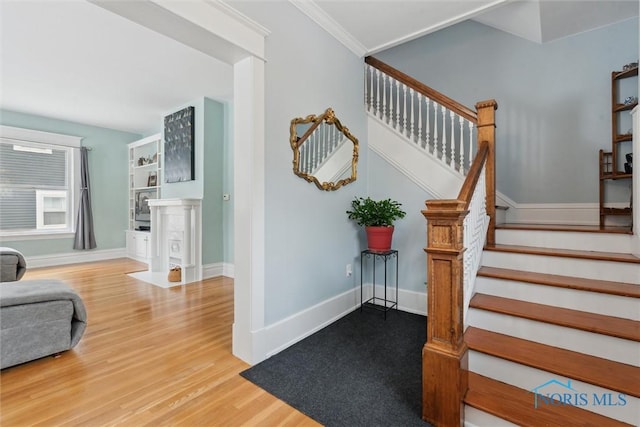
[{"x1": 0, "y1": 125, "x2": 82, "y2": 240}]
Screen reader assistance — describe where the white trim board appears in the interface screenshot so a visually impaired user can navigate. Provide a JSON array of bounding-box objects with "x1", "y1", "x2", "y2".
[
  {"x1": 25, "y1": 248, "x2": 126, "y2": 269},
  {"x1": 256, "y1": 284, "x2": 427, "y2": 363},
  {"x1": 503, "y1": 202, "x2": 632, "y2": 226}
]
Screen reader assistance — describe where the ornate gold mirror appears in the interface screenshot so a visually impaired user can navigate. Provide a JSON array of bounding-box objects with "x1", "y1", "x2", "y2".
[{"x1": 289, "y1": 108, "x2": 359, "y2": 191}]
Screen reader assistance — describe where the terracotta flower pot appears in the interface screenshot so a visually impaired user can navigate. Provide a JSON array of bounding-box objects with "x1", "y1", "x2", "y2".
[{"x1": 365, "y1": 226, "x2": 394, "y2": 252}]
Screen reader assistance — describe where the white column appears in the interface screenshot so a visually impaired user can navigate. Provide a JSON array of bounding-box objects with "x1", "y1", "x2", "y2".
[{"x1": 233, "y1": 56, "x2": 266, "y2": 364}]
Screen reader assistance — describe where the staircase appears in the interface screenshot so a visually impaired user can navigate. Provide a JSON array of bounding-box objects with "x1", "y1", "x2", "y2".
[
  {"x1": 364, "y1": 57, "x2": 639, "y2": 426},
  {"x1": 464, "y1": 225, "x2": 639, "y2": 426}
]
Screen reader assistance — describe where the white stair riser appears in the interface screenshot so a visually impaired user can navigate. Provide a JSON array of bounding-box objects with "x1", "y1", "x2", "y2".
[
  {"x1": 467, "y1": 309, "x2": 639, "y2": 366},
  {"x1": 495, "y1": 229, "x2": 634, "y2": 253},
  {"x1": 475, "y1": 277, "x2": 639, "y2": 320},
  {"x1": 464, "y1": 406, "x2": 518, "y2": 427},
  {"x1": 469, "y1": 351, "x2": 638, "y2": 425},
  {"x1": 481, "y1": 251, "x2": 640, "y2": 284}
]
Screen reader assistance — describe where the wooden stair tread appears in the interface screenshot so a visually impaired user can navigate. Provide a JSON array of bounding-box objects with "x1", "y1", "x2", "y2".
[
  {"x1": 484, "y1": 244, "x2": 640, "y2": 264},
  {"x1": 469, "y1": 294, "x2": 640, "y2": 342},
  {"x1": 465, "y1": 327, "x2": 640, "y2": 397},
  {"x1": 465, "y1": 372, "x2": 633, "y2": 427},
  {"x1": 477, "y1": 266, "x2": 640, "y2": 298},
  {"x1": 496, "y1": 223, "x2": 633, "y2": 234}
]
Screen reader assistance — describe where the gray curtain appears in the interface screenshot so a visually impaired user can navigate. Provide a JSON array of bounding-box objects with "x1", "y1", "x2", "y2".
[{"x1": 73, "y1": 147, "x2": 97, "y2": 250}]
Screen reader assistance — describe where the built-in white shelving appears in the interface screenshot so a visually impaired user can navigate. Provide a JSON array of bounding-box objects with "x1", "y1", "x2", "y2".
[{"x1": 126, "y1": 133, "x2": 162, "y2": 263}]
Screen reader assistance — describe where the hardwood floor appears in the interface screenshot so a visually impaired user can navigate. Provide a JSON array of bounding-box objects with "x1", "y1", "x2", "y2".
[{"x1": 0, "y1": 258, "x2": 319, "y2": 427}]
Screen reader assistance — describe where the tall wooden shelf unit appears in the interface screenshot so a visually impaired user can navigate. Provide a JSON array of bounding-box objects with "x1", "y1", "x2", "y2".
[
  {"x1": 599, "y1": 65, "x2": 636, "y2": 227},
  {"x1": 126, "y1": 133, "x2": 163, "y2": 263}
]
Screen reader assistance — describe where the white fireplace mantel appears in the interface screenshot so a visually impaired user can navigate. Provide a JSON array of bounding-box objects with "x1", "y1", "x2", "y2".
[{"x1": 129, "y1": 198, "x2": 202, "y2": 288}]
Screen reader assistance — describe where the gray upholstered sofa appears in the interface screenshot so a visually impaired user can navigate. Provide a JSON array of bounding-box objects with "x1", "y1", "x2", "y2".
[
  {"x1": 0, "y1": 249, "x2": 87, "y2": 369},
  {"x1": 1, "y1": 280, "x2": 87, "y2": 369},
  {"x1": 1, "y1": 247, "x2": 27, "y2": 282}
]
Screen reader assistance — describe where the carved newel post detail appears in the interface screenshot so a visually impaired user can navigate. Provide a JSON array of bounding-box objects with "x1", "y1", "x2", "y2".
[
  {"x1": 421, "y1": 200, "x2": 468, "y2": 426},
  {"x1": 475, "y1": 99, "x2": 498, "y2": 246}
]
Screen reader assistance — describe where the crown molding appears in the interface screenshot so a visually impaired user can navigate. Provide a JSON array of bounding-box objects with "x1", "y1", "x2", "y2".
[
  {"x1": 289, "y1": 0, "x2": 367, "y2": 57},
  {"x1": 206, "y1": 0, "x2": 271, "y2": 37}
]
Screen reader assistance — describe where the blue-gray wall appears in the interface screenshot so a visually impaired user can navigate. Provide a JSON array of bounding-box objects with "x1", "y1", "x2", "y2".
[
  {"x1": 234, "y1": 2, "x2": 367, "y2": 325},
  {"x1": 203, "y1": 97, "x2": 226, "y2": 265},
  {"x1": 0, "y1": 109, "x2": 141, "y2": 254},
  {"x1": 375, "y1": 18, "x2": 639, "y2": 204},
  {"x1": 162, "y1": 97, "x2": 227, "y2": 265}
]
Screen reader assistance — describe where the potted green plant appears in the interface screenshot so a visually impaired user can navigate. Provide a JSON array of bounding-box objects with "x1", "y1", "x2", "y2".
[{"x1": 346, "y1": 196, "x2": 406, "y2": 252}]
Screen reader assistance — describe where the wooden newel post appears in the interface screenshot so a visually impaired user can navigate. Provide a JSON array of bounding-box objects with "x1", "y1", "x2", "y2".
[
  {"x1": 475, "y1": 99, "x2": 498, "y2": 246},
  {"x1": 422, "y1": 199, "x2": 468, "y2": 426}
]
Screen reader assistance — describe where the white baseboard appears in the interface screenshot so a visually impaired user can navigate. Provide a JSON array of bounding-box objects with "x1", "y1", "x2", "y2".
[
  {"x1": 223, "y1": 262, "x2": 235, "y2": 278},
  {"x1": 26, "y1": 248, "x2": 127, "y2": 268},
  {"x1": 202, "y1": 262, "x2": 234, "y2": 279},
  {"x1": 365, "y1": 283, "x2": 427, "y2": 316},
  {"x1": 261, "y1": 286, "x2": 360, "y2": 359},
  {"x1": 255, "y1": 284, "x2": 428, "y2": 362},
  {"x1": 504, "y1": 202, "x2": 632, "y2": 226}
]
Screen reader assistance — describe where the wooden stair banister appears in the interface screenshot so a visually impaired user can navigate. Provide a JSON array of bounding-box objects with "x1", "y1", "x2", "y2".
[
  {"x1": 421, "y1": 99, "x2": 497, "y2": 426},
  {"x1": 365, "y1": 56, "x2": 478, "y2": 123}
]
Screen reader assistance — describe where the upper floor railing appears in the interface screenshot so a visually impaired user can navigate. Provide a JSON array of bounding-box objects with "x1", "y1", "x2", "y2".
[{"x1": 365, "y1": 56, "x2": 478, "y2": 174}]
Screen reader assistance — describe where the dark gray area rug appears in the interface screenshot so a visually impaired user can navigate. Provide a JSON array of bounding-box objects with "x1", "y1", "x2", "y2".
[{"x1": 240, "y1": 308, "x2": 432, "y2": 426}]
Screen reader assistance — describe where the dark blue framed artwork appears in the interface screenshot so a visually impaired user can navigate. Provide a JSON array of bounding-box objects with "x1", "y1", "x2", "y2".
[{"x1": 164, "y1": 106, "x2": 195, "y2": 183}]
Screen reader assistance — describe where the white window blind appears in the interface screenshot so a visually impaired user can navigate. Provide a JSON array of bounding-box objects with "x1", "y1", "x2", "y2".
[{"x1": 0, "y1": 126, "x2": 81, "y2": 238}]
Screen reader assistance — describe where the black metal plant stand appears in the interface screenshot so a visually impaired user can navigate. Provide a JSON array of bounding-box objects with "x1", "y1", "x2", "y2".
[{"x1": 360, "y1": 249, "x2": 398, "y2": 319}]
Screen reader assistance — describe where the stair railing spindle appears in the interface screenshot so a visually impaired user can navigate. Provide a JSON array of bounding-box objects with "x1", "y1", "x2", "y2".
[
  {"x1": 395, "y1": 79, "x2": 401, "y2": 130},
  {"x1": 402, "y1": 84, "x2": 408, "y2": 135},
  {"x1": 425, "y1": 98, "x2": 431, "y2": 152},
  {"x1": 418, "y1": 94, "x2": 423, "y2": 147},
  {"x1": 381, "y1": 73, "x2": 387, "y2": 121},
  {"x1": 434, "y1": 102, "x2": 440, "y2": 159},
  {"x1": 468, "y1": 121, "x2": 475, "y2": 169},
  {"x1": 388, "y1": 76, "x2": 395, "y2": 128},
  {"x1": 410, "y1": 88, "x2": 416, "y2": 142},
  {"x1": 375, "y1": 69, "x2": 381, "y2": 117},
  {"x1": 459, "y1": 116, "x2": 465, "y2": 171},
  {"x1": 442, "y1": 105, "x2": 448, "y2": 164},
  {"x1": 450, "y1": 110, "x2": 456, "y2": 169}
]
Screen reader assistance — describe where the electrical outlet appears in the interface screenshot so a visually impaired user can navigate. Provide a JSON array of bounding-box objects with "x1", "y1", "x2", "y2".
[{"x1": 346, "y1": 264, "x2": 352, "y2": 277}]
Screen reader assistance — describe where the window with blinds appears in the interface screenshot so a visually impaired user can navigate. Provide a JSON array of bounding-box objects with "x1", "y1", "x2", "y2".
[{"x1": 0, "y1": 139, "x2": 74, "y2": 234}]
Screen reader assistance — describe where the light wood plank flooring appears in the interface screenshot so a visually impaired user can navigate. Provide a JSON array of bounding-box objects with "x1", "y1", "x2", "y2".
[{"x1": 0, "y1": 258, "x2": 319, "y2": 426}]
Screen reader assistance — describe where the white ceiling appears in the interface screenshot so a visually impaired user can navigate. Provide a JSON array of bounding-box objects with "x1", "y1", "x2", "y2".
[
  {"x1": 0, "y1": 0, "x2": 233, "y2": 136},
  {"x1": 0, "y1": 1, "x2": 637, "y2": 135}
]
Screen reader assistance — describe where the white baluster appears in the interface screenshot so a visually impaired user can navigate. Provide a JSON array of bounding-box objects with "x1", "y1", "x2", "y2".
[
  {"x1": 410, "y1": 88, "x2": 415, "y2": 141},
  {"x1": 442, "y1": 106, "x2": 448, "y2": 163},
  {"x1": 468, "y1": 121, "x2": 475, "y2": 169},
  {"x1": 433, "y1": 102, "x2": 440, "y2": 158},
  {"x1": 402, "y1": 84, "x2": 408, "y2": 135},
  {"x1": 425, "y1": 98, "x2": 431, "y2": 151},
  {"x1": 387, "y1": 76, "x2": 395, "y2": 126},
  {"x1": 418, "y1": 94, "x2": 423, "y2": 147},
  {"x1": 395, "y1": 80, "x2": 400, "y2": 130},
  {"x1": 450, "y1": 110, "x2": 456, "y2": 169},
  {"x1": 375, "y1": 69, "x2": 381, "y2": 117},
  {"x1": 369, "y1": 65, "x2": 374, "y2": 112},
  {"x1": 381, "y1": 74, "x2": 387, "y2": 121},
  {"x1": 459, "y1": 117, "x2": 465, "y2": 171}
]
